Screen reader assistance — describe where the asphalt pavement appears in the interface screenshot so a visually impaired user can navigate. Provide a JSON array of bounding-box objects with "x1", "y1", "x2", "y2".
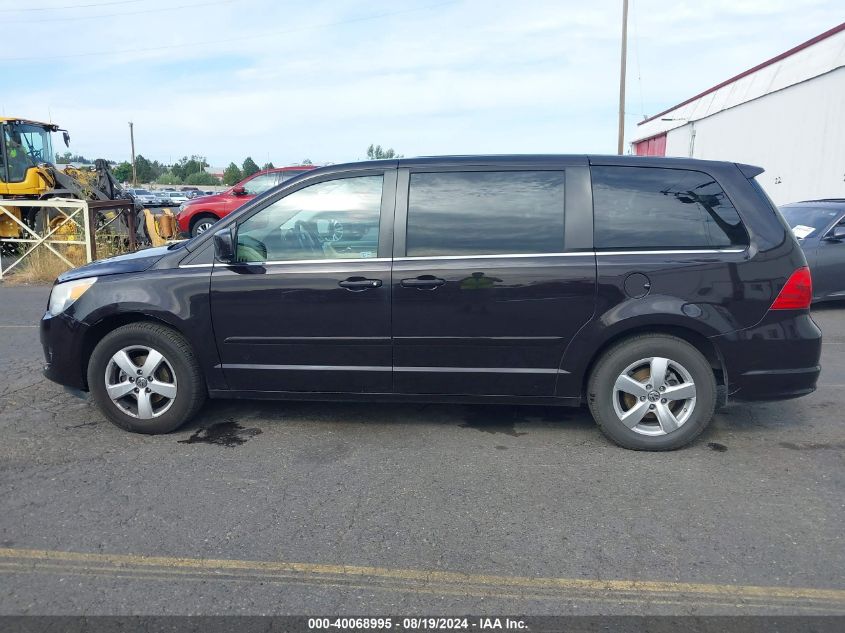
[{"x1": 0, "y1": 284, "x2": 843, "y2": 615}]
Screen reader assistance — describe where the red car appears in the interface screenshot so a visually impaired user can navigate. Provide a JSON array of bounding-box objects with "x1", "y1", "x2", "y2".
[{"x1": 176, "y1": 166, "x2": 315, "y2": 237}]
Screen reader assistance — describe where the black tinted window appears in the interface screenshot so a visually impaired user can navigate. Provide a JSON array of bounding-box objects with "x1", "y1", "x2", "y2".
[
  {"x1": 406, "y1": 171, "x2": 565, "y2": 256},
  {"x1": 592, "y1": 166, "x2": 748, "y2": 249}
]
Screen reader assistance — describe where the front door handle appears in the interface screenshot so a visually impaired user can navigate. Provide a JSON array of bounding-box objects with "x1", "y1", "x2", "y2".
[
  {"x1": 400, "y1": 275, "x2": 446, "y2": 289},
  {"x1": 339, "y1": 277, "x2": 382, "y2": 291}
]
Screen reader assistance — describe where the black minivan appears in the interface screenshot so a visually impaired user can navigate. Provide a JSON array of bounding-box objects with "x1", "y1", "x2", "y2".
[{"x1": 41, "y1": 155, "x2": 821, "y2": 450}]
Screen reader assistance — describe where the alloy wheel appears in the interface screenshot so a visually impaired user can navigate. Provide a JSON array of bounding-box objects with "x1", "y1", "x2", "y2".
[
  {"x1": 611, "y1": 356, "x2": 697, "y2": 436},
  {"x1": 104, "y1": 345, "x2": 178, "y2": 419}
]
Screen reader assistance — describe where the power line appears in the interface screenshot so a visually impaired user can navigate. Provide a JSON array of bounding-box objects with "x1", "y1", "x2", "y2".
[
  {"x1": 1, "y1": 0, "x2": 457, "y2": 62},
  {"x1": 7, "y1": 0, "x2": 235, "y2": 24},
  {"x1": 0, "y1": 0, "x2": 143, "y2": 13}
]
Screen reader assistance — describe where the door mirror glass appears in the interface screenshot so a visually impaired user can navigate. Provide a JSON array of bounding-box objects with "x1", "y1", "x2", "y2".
[
  {"x1": 62, "y1": 131, "x2": 70, "y2": 147},
  {"x1": 828, "y1": 226, "x2": 845, "y2": 241},
  {"x1": 213, "y1": 227, "x2": 236, "y2": 263}
]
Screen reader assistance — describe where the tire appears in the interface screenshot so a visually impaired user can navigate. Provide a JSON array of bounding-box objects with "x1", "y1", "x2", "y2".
[
  {"x1": 190, "y1": 215, "x2": 218, "y2": 237},
  {"x1": 87, "y1": 322, "x2": 206, "y2": 434},
  {"x1": 587, "y1": 334, "x2": 716, "y2": 451}
]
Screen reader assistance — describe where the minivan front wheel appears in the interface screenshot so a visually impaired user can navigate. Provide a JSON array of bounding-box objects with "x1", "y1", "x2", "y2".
[
  {"x1": 587, "y1": 334, "x2": 716, "y2": 450},
  {"x1": 87, "y1": 323, "x2": 206, "y2": 434}
]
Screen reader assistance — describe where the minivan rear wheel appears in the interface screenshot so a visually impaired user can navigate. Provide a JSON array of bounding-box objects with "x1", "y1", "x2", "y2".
[
  {"x1": 87, "y1": 323, "x2": 206, "y2": 434},
  {"x1": 587, "y1": 334, "x2": 716, "y2": 450}
]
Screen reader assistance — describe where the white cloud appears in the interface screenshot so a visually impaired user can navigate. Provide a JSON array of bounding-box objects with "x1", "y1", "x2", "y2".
[{"x1": 1, "y1": 0, "x2": 841, "y2": 165}]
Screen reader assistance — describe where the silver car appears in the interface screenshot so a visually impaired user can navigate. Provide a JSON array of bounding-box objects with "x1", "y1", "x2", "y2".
[
  {"x1": 128, "y1": 188, "x2": 158, "y2": 207},
  {"x1": 159, "y1": 191, "x2": 190, "y2": 205}
]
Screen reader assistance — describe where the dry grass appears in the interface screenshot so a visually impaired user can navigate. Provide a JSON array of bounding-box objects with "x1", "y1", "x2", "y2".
[
  {"x1": 1, "y1": 246, "x2": 84, "y2": 285},
  {"x1": 2, "y1": 233, "x2": 138, "y2": 284}
]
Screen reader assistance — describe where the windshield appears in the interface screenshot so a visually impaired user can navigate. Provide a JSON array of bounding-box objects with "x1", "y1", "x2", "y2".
[
  {"x1": 3, "y1": 122, "x2": 54, "y2": 181},
  {"x1": 136, "y1": 189, "x2": 152, "y2": 195},
  {"x1": 780, "y1": 205, "x2": 843, "y2": 239}
]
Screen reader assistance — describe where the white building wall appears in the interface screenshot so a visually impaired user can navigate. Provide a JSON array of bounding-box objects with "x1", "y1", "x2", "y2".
[{"x1": 660, "y1": 68, "x2": 845, "y2": 205}]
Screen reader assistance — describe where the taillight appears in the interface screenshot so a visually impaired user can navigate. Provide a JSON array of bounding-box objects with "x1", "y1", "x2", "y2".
[{"x1": 771, "y1": 267, "x2": 813, "y2": 310}]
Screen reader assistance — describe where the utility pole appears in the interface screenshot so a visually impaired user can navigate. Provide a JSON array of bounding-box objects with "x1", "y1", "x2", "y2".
[
  {"x1": 617, "y1": 0, "x2": 629, "y2": 155},
  {"x1": 128, "y1": 121, "x2": 137, "y2": 185}
]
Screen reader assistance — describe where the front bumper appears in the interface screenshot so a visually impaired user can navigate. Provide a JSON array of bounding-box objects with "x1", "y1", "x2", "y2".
[
  {"x1": 712, "y1": 312, "x2": 822, "y2": 402},
  {"x1": 41, "y1": 310, "x2": 89, "y2": 391}
]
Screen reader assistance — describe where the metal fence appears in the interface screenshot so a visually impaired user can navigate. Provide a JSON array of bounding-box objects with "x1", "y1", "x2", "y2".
[{"x1": 0, "y1": 198, "x2": 138, "y2": 280}]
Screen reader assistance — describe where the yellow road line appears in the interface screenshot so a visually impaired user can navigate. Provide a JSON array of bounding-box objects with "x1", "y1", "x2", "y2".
[
  {"x1": 3, "y1": 561, "x2": 843, "y2": 613},
  {"x1": 0, "y1": 547, "x2": 843, "y2": 609}
]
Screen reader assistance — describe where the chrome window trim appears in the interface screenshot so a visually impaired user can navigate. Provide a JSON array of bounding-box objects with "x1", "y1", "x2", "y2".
[
  {"x1": 257, "y1": 257, "x2": 390, "y2": 265},
  {"x1": 595, "y1": 249, "x2": 745, "y2": 256},
  {"x1": 182, "y1": 249, "x2": 745, "y2": 268},
  {"x1": 181, "y1": 257, "x2": 390, "y2": 268},
  {"x1": 394, "y1": 252, "x2": 593, "y2": 261}
]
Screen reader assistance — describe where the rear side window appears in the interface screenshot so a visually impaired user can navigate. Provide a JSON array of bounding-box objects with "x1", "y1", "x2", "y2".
[
  {"x1": 592, "y1": 166, "x2": 748, "y2": 250},
  {"x1": 406, "y1": 171, "x2": 565, "y2": 257}
]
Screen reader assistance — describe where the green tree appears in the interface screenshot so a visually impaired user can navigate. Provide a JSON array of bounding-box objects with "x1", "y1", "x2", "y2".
[
  {"x1": 156, "y1": 171, "x2": 182, "y2": 185},
  {"x1": 112, "y1": 161, "x2": 133, "y2": 182},
  {"x1": 366, "y1": 144, "x2": 400, "y2": 160},
  {"x1": 171, "y1": 155, "x2": 209, "y2": 181},
  {"x1": 242, "y1": 156, "x2": 260, "y2": 177},
  {"x1": 301, "y1": 158, "x2": 313, "y2": 165},
  {"x1": 222, "y1": 162, "x2": 242, "y2": 185},
  {"x1": 261, "y1": 162, "x2": 275, "y2": 170},
  {"x1": 134, "y1": 155, "x2": 155, "y2": 183},
  {"x1": 55, "y1": 151, "x2": 95, "y2": 165},
  {"x1": 185, "y1": 171, "x2": 220, "y2": 186}
]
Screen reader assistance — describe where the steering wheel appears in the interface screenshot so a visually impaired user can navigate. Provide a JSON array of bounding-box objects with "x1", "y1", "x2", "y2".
[
  {"x1": 236, "y1": 235, "x2": 268, "y2": 263},
  {"x1": 293, "y1": 220, "x2": 323, "y2": 254}
]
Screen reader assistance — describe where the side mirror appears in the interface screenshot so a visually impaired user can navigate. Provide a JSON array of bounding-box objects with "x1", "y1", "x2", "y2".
[
  {"x1": 825, "y1": 226, "x2": 845, "y2": 241},
  {"x1": 232, "y1": 185, "x2": 246, "y2": 195},
  {"x1": 213, "y1": 227, "x2": 236, "y2": 263},
  {"x1": 62, "y1": 131, "x2": 71, "y2": 147}
]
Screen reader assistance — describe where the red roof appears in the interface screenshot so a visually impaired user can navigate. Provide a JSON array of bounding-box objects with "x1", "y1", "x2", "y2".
[{"x1": 638, "y1": 21, "x2": 845, "y2": 126}]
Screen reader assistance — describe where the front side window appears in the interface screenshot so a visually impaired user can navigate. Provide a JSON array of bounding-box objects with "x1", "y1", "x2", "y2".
[
  {"x1": 592, "y1": 166, "x2": 749, "y2": 250},
  {"x1": 242, "y1": 173, "x2": 278, "y2": 195},
  {"x1": 236, "y1": 175, "x2": 383, "y2": 262},
  {"x1": 406, "y1": 171, "x2": 565, "y2": 257},
  {"x1": 780, "y1": 205, "x2": 842, "y2": 240},
  {"x1": 3, "y1": 123, "x2": 53, "y2": 183}
]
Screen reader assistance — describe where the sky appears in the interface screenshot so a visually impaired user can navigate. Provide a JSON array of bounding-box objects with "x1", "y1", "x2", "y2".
[{"x1": 1, "y1": 0, "x2": 842, "y2": 168}]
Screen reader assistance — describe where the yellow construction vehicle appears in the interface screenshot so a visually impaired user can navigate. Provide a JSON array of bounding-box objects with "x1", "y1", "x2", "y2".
[{"x1": 0, "y1": 116, "x2": 141, "y2": 241}]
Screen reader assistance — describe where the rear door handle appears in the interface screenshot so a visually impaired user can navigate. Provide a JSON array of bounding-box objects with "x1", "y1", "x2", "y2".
[
  {"x1": 400, "y1": 275, "x2": 445, "y2": 289},
  {"x1": 339, "y1": 277, "x2": 382, "y2": 291}
]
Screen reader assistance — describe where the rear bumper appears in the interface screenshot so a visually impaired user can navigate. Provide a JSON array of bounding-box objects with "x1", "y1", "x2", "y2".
[
  {"x1": 731, "y1": 366, "x2": 820, "y2": 401},
  {"x1": 712, "y1": 311, "x2": 822, "y2": 402}
]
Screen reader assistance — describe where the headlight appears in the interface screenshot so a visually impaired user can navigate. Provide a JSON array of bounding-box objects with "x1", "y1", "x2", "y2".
[
  {"x1": 179, "y1": 203, "x2": 186, "y2": 212},
  {"x1": 49, "y1": 277, "x2": 97, "y2": 315}
]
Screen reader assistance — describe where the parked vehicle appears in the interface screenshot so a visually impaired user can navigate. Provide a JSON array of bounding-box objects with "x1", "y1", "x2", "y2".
[
  {"x1": 176, "y1": 166, "x2": 315, "y2": 237},
  {"x1": 41, "y1": 155, "x2": 821, "y2": 450},
  {"x1": 153, "y1": 191, "x2": 171, "y2": 206},
  {"x1": 779, "y1": 199, "x2": 845, "y2": 303},
  {"x1": 158, "y1": 191, "x2": 190, "y2": 205},
  {"x1": 126, "y1": 188, "x2": 158, "y2": 207}
]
